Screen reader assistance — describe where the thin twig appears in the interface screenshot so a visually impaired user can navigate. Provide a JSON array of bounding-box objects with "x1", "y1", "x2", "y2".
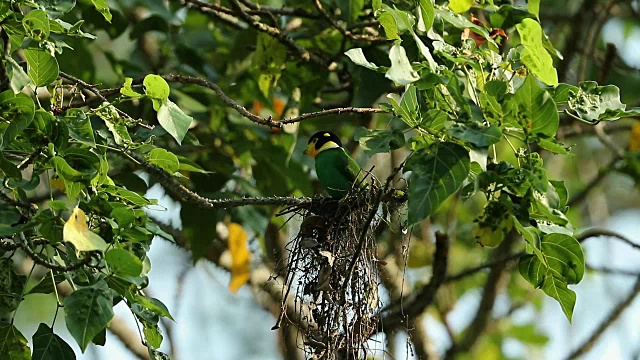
[
  {"x1": 380, "y1": 232, "x2": 450, "y2": 331},
  {"x1": 444, "y1": 252, "x2": 525, "y2": 283},
  {"x1": 567, "y1": 156, "x2": 620, "y2": 207},
  {"x1": 313, "y1": 0, "x2": 386, "y2": 42},
  {"x1": 227, "y1": 0, "x2": 328, "y2": 66},
  {"x1": 16, "y1": 240, "x2": 96, "y2": 272},
  {"x1": 565, "y1": 275, "x2": 640, "y2": 359},
  {"x1": 122, "y1": 149, "x2": 312, "y2": 209},
  {"x1": 577, "y1": 228, "x2": 640, "y2": 250},
  {"x1": 587, "y1": 265, "x2": 640, "y2": 277}
]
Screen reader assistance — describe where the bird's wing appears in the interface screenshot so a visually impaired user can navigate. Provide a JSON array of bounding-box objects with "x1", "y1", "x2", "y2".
[{"x1": 336, "y1": 149, "x2": 363, "y2": 186}]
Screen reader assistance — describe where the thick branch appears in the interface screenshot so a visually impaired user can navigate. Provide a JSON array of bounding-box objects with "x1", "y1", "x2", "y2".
[
  {"x1": 379, "y1": 232, "x2": 450, "y2": 331},
  {"x1": 565, "y1": 275, "x2": 640, "y2": 359},
  {"x1": 444, "y1": 232, "x2": 518, "y2": 359}
]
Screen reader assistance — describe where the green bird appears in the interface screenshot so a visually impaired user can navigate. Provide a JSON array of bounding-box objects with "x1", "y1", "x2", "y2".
[{"x1": 304, "y1": 131, "x2": 364, "y2": 198}]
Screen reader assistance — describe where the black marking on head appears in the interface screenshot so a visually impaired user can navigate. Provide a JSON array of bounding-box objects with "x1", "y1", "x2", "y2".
[{"x1": 309, "y1": 131, "x2": 342, "y2": 150}]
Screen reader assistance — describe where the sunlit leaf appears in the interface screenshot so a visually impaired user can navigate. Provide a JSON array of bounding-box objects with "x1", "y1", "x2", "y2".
[
  {"x1": 448, "y1": 0, "x2": 473, "y2": 13},
  {"x1": 386, "y1": 43, "x2": 419, "y2": 86},
  {"x1": 157, "y1": 100, "x2": 192, "y2": 145},
  {"x1": 147, "y1": 148, "x2": 179, "y2": 174},
  {"x1": 63, "y1": 207, "x2": 108, "y2": 252},
  {"x1": 516, "y1": 18, "x2": 558, "y2": 86}
]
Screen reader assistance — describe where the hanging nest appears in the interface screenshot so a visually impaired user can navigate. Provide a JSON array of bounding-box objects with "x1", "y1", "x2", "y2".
[{"x1": 274, "y1": 179, "x2": 405, "y2": 359}]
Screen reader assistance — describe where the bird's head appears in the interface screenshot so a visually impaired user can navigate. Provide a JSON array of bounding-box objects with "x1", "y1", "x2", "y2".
[{"x1": 304, "y1": 131, "x2": 342, "y2": 158}]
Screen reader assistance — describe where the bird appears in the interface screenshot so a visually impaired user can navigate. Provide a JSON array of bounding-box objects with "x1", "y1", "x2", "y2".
[{"x1": 304, "y1": 131, "x2": 364, "y2": 198}]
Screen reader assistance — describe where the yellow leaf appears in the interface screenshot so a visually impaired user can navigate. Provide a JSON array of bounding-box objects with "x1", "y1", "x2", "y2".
[
  {"x1": 63, "y1": 207, "x2": 108, "y2": 252},
  {"x1": 630, "y1": 122, "x2": 640, "y2": 152},
  {"x1": 227, "y1": 223, "x2": 250, "y2": 293},
  {"x1": 50, "y1": 177, "x2": 65, "y2": 190}
]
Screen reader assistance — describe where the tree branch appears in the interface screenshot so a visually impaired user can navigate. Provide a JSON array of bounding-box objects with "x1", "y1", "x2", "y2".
[
  {"x1": 565, "y1": 275, "x2": 640, "y2": 360},
  {"x1": 227, "y1": 0, "x2": 328, "y2": 66},
  {"x1": 577, "y1": 228, "x2": 640, "y2": 250},
  {"x1": 444, "y1": 232, "x2": 518, "y2": 359},
  {"x1": 567, "y1": 156, "x2": 620, "y2": 207},
  {"x1": 313, "y1": 0, "x2": 386, "y2": 42},
  {"x1": 122, "y1": 149, "x2": 312, "y2": 209}
]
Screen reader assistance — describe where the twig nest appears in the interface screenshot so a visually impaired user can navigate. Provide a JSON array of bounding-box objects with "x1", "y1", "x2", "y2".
[{"x1": 276, "y1": 186, "x2": 385, "y2": 359}]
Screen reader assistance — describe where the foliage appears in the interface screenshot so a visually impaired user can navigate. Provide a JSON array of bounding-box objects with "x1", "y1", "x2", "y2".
[{"x1": 0, "y1": 0, "x2": 639, "y2": 358}]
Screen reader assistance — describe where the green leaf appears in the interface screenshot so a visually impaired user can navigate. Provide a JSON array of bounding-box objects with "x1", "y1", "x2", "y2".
[
  {"x1": 22, "y1": 10, "x2": 50, "y2": 41},
  {"x1": 516, "y1": 18, "x2": 558, "y2": 86},
  {"x1": 32, "y1": 323, "x2": 76, "y2": 360},
  {"x1": 253, "y1": 33, "x2": 287, "y2": 98},
  {"x1": 147, "y1": 148, "x2": 179, "y2": 174},
  {"x1": 408, "y1": 142, "x2": 470, "y2": 224},
  {"x1": 514, "y1": 75, "x2": 558, "y2": 136},
  {"x1": 518, "y1": 232, "x2": 584, "y2": 322},
  {"x1": 65, "y1": 109, "x2": 95, "y2": 146},
  {"x1": 377, "y1": 11, "x2": 400, "y2": 40},
  {"x1": 64, "y1": 280, "x2": 114, "y2": 352},
  {"x1": 0, "y1": 322, "x2": 30, "y2": 360},
  {"x1": 110, "y1": 206, "x2": 136, "y2": 228},
  {"x1": 528, "y1": 0, "x2": 540, "y2": 18},
  {"x1": 175, "y1": 156, "x2": 210, "y2": 174},
  {"x1": 0, "y1": 152, "x2": 20, "y2": 178},
  {"x1": 103, "y1": 186, "x2": 154, "y2": 206},
  {"x1": 0, "y1": 91, "x2": 36, "y2": 150},
  {"x1": 5, "y1": 57, "x2": 32, "y2": 93},
  {"x1": 106, "y1": 249, "x2": 143, "y2": 277},
  {"x1": 120, "y1": 78, "x2": 142, "y2": 98},
  {"x1": 90, "y1": 0, "x2": 112, "y2": 22},
  {"x1": 436, "y1": 7, "x2": 496, "y2": 47},
  {"x1": 448, "y1": 123, "x2": 502, "y2": 147},
  {"x1": 157, "y1": 100, "x2": 192, "y2": 145},
  {"x1": 0, "y1": 258, "x2": 26, "y2": 317},
  {"x1": 354, "y1": 128, "x2": 405, "y2": 156},
  {"x1": 144, "y1": 74, "x2": 170, "y2": 110},
  {"x1": 143, "y1": 322, "x2": 163, "y2": 349},
  {"x1": 386, "y1": 43, "x2": 419, "y2": 86},
  {"x1": 549, "y1": 180, "x2": 568, "y2": 208},
  {"x1": 24, "y1": 48, "x2": 60, "y2": 87},
  {"x1": 567, "y1": 81, "x2": 627, "y2": 122},
  {"x1": 344, "y1": 48, "x2": 379, "y2": 70},
  {"x1": 419, "y1": 0, "x2": 435, "y2": 31},
  {"x1": 449, "y1": 0, "x2": 473, "y2": 13},
  {"x1": 134, "y1": 295, "x2": 174, "y2": 320},
  {"x1": 520, "y1": 254, "x2": 577, "y2": 321},
  {"x1": 26, "y1": 272, "x2": 66, "y2": 295},
  {"x1": 540, "y1": 233, "x2": 584, "y2": 284},
  {"x1": 39, "y1": 0, "x2": 77, "y2": 18}
]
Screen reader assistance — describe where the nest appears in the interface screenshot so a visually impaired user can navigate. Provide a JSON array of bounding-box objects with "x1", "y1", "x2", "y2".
[{"x1": 274, "y1": 184, "x2": 388, "y2": 359}]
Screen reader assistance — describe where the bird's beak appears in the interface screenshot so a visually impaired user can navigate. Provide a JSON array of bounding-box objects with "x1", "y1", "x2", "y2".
[{"x1": 304, "y1": 143, "x2": 316, "y2": 158}]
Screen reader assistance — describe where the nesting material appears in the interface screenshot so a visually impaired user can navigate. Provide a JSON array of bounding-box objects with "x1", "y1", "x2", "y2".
[{"x1": 276, "y1": 185, "x2": 384, "y2": 359}]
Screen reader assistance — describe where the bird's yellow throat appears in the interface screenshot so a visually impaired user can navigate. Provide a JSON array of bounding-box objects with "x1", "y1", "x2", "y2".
[{"x1": 305, "y1": 140, "x2": 340, "y2": 158}]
